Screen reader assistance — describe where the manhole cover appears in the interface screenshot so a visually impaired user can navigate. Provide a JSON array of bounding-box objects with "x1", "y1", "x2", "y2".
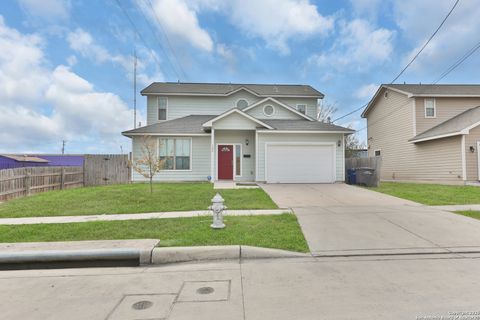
[
  {"x1": 131, "y1": 300, "x2": 153, "y2": 310},
  {"x1": 196, "y1": 286, "x2": 215, "y2": 295}
]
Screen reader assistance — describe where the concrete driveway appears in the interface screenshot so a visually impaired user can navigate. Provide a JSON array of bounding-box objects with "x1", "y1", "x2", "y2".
[{"x1": 261, "y1": 183, "x2": 480, "y2": 256}]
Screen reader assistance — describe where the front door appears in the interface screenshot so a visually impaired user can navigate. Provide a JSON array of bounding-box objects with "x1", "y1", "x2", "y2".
[{"x1": 218, "y1": 144, "x2": 233, "y2": 180}]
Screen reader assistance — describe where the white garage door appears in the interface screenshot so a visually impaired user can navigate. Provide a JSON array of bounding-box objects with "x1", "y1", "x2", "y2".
[{"x1": 266, "y1": 144, "x2": 335, "y2": 183}]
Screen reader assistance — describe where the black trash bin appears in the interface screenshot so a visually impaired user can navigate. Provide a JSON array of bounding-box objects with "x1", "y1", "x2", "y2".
[
  {"x1": 346, "y1": 168, "x2": 357, "y2": 185},
  {"x1": 356, "y1": 167, "x2": 377, "y2": 187}
]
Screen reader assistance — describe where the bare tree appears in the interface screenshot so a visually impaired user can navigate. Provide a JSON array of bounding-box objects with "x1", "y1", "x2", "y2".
[
  {"x1": 345, "y1": 130, "x2": 367, "y2": 158},
  {"x1": 130, "y1": 136, "x2": 165, "y2": 194},
  {"x1": 317, "y1": 100, "x2": 338, "y2": 123}
]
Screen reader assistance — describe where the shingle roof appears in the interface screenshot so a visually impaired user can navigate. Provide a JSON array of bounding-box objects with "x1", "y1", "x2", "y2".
[
  {"x1": 122, "y1": 115, "x2": 215, "y2": 135},
  {"x1": 141, "y1": 82, "x2": 324, "y2": 98},
  {"x1": 122, "y1": 115, "x2": 353, "y2": 136},
  {"x1": 0, "y1": 154, "x2": 50, "y2": 163},
  {"x1": 386, "y1": 84, "x2": 480, "y2": 96},
  {"x1": 409, "y1": 106, "x2": 480, "y2": 142},
  {"x1": 260, "y1": 120, "x2": 354, "y2": 132}
]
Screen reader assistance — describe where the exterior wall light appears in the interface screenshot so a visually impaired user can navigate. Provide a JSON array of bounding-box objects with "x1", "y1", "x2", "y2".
[
  {"x1": 245, "y1": 139, "x2": 249, "y2": 146},
  {"x1": 337, "y1": 140, "x2": 342, "y2": 147},
  {"x1": 470, "y1": 146, "x2": 475, "y2": 153}
]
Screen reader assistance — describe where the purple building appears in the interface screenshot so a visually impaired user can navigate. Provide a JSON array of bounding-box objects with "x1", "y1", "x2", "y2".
[{"x1": 0, "y1": 154, "x2": 84, "y2": 170}]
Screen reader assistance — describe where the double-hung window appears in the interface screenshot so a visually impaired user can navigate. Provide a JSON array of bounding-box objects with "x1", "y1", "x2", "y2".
[
  {"x1": 158, "y1": 97, "x2": 167, "y2": 121},
  {"x1": 159, "y1": 138, "x2": 191, "y2": 170},
  {"x1": 424, "y1": 98, "x2": 436, "y2": 118},
  {"x1": 296, "y1": 104, "x2": 307, "y2": 114}
]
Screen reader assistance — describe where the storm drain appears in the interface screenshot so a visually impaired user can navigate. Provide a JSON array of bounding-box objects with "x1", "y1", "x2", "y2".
[
  {"x1": 108, "y1": 294, "x2": 175, "y2": 320},
  {"x1": 196, "y1": 286, "x2": 215, "y2": 295},
  {"x1": 131, "y1": 300, "x2": 153, "y2": 310},
  {"x1": 178, "y1": 280, "x2": 230, "y2": 302}
]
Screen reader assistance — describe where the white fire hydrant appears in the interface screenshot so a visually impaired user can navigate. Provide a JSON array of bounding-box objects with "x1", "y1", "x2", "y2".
[{"x1": 209, "y1": 193, "x2": 226, "y2": 229}]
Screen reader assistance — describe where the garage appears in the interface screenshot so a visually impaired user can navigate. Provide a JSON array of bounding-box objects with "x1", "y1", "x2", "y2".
[{"x1": 265, "y1": 143, "x2": 336, "y2": 183}]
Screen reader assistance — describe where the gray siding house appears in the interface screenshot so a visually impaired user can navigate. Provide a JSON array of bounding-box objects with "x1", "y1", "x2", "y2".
[
  {"x1": 123, "y1": 82, "x2": 353, "y2": 183},
  {"x1": 362, "y1": 84, "x2": 480, "y2": 184}
]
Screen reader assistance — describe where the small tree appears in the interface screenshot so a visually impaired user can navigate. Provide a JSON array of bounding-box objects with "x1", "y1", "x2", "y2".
[
  {"x1": 317, "y1": 100, "x2": 338, "y2": 123},
  {"x1": 130, "y1": 136, "x2": 164, "y2": 194},
  {"x1": 345, "y1": 130, "x2": 367, "y2": 158}
]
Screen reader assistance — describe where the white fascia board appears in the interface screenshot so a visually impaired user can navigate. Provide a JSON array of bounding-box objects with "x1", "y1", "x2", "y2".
[
  {"x1": 362, "y1": 85, "x2": 411, "y2": 118},
  {"x1": 202, "y1": 108, "x2": 274, "y2": 129},
  {"x1": 257, "y1": 130, "x2": 355, "y2": 134},
  {"x1": 123, "y1": 133, "x2": 211, "y2": 137},
  {"x1": 409, "y1": 131, "x2": 464, "y2": 143}
]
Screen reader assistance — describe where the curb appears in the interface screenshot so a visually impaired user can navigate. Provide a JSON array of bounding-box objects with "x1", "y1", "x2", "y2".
[{"x1": 150, "y1": 245, "x2": 310, "y2": 264}]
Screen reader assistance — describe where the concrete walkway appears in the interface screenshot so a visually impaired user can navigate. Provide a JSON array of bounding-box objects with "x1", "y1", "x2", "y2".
[
  {"x1": 261, "y1": 184, "x2": 480, "y2": 256},
  {"x1": 0, "y1": 209, "x2": 290, "y2": 225},
  {"x1": 432, "y1": 204, "x2": 480, "y2": 211}
]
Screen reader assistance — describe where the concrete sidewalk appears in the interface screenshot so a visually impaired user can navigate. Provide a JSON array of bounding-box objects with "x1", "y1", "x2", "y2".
[
  {"x1": 0, "y1": 209, "x2": 290, "y2": 225},
  {"x1": 431, "y1": 204, "x2": 480, "y2": 211}
]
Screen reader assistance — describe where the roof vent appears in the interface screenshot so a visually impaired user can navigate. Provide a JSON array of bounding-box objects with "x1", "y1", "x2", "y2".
[
  {"x1": 228, "y1": 83, "x2": 233, "y2": 91},
  {"x1": 273, "y1": 85, "x2": 279, "y2": 93}
]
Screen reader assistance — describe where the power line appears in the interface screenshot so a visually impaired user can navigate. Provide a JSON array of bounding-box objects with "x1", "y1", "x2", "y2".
[
  {"x1": 433, "y1": 39, "x2": 480, "y2": 83},
  {"x1": 390, "y1": 0, "x2": 460, "y2": 83},
  {"x1": 134, "y1": 0, "x2": 184, "y2": 81},
  {"x1": 332, "y1": 103, "x2": 368, "y2": 123},
  {"x1": 145, "y1": 0, "x2": 188, "y2": 80},
  {"x1": 113, "y1": 0, "x2": 178, "y2": 80}
]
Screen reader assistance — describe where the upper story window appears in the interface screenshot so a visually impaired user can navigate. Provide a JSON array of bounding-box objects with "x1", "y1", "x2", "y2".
[
  {"x1": 263, "y1": 104, "x2": 275, "y2": 117},
  {"x1": 296, "y1": 104, "x2": 307, "y2": 114},
  {"x1": 236, "y1": 99, "x2": 248, "y2": 109},
  {"x1": 159, "y1": 138, "x2": 191, "y2": 170},
  {"x1": 424, "y1": 98, "x2": 436, "y2": 118},
  {"x1": 158, "y1": 97, "x2": 168, "y2": 121}
]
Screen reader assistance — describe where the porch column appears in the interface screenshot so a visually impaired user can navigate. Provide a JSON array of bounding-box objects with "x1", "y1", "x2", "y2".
[{"x1": 210, "y1": 128, "x2": 215, "y2": 181}]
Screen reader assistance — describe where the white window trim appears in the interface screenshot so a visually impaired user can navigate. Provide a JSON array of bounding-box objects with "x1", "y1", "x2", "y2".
[
  {"x1": 215, "y1": 143, "x2": 242, "y2": 180},
  {"x1": 157, "y1": 137, "x2": 192, "y2": 171},
  {"x1": 263, "y1": 104, "x2": 275, "y2": 117},
  {"x1": 157, "y1": 96, "x2": 168, "y2": 121},
  {"x1": 374, "y1": 149, "x2": 381, "y2": 157},
  {"x1": 296, "y1": 104, "x2": 307, "y2": 115},
  {"x1": 424, "y1": 98, "x2": 436, "y2": 118},
  {"x1": 235, "y1": 98, "x2": 249, "y2": 109}
]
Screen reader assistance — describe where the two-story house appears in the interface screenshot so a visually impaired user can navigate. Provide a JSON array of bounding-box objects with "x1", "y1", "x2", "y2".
[
  {"x1": 122, "y1": 82, "x2": 353, "y2": 183},
  {"x1": 362, "y1": 84, "x2": 480, "y2": 184}
]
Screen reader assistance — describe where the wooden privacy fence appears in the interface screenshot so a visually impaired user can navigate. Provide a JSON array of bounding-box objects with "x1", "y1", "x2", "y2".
[
  {"x1": 83, "y1": 154, "x2": 130, "y2": 186},
  {"x1": 0, "y1": 166, "x2": 83, "y2": 201},
  {"x1": 345, "y1": 156, "x2": 382, "y2": 187}
]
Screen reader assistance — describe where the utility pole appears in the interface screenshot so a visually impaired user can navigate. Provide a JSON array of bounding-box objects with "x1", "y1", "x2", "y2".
[
  {"x1": 61, "y1": 140, "x2": 66, "y2": 155},
  {"x1": 133, "y1": 49, "x2": 137, "y2": 129}
]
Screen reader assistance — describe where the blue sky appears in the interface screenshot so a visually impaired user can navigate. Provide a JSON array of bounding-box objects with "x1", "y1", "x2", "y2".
[{"x1": 1, "y1": 0, "x2": 479, "y2": 154}]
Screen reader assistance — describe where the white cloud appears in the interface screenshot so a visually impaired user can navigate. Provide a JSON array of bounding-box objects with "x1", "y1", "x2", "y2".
[
  {"x1": 392, "y1": 0, "x2": 480, "y2": 80},
  {"x1": 67, "y1": 28, "x2": 163, "y2": 86},
  {"x1": 17, "y1": 0, "x2": 70, "y2": 20},
  {"x1": 310, "y1": 19, "x2": 395, "y2": 70},
  {"x1": 148, "y1": 0, "x2": 214, "y2": 52},
  {"x1": 349, "y1": 0, "x2": 382, "y2": 20},
  {"x1": 0, "y1": 16, "x2": 132, "y2": 152},
  {"x1": 355, "y1": 83, "x2": 379, "y2": 100}
]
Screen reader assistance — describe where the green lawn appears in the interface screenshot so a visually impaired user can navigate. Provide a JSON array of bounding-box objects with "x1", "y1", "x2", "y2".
[
  {"x1": 0, "y1": 214, "x2": 309, "y2": 252},
  {"x1": 0, "y1": 183, "x2": 278, "y2": 218},
  {"x1": 367, "y1": 182, "x2": 480, "y2": 205},
  {"x1": 455, "y1": 211, "x2": 480, "y2": 220}
]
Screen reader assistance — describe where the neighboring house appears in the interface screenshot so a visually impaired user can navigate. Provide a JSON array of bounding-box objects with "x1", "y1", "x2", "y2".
[
  {"x1": 122, "y1": 82, "x2": 353, "y2": 183},
  {"x1": 0, "y1": 154, "x2": 84, "y2": 170},
  {"x1": 362, "y1": 84, "x2": 480, "y2": 184}
]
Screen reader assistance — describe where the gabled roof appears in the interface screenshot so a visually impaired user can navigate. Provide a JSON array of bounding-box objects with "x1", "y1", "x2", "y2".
[
  {"x1": 409, "y1": 106, "x2": 480, "y2": 143},
  {"x1": 362, "y1": 84, "x2": 480, "y2": 118},
  {"x1": 259, "y1": 120, "x2": 355, "y2": 133},
  {"x1": 0, "y1": 154, "x2": 49, "y2": 163},
  {"x1": 122, "y1": 115, "x2": 214, "y2": 136},
  {"x1": 202, "y1": 108, "x2": 274, "y2": 129},
  {"x1": 242, "y1": 97, "x2": 315, "y2": 121},
  {"x1": 141, "y1": 82, "x2": 324, "y2": 98}
]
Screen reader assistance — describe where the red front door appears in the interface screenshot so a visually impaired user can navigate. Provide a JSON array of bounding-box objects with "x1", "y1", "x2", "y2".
[{"x1": 218, "y1": 145, "x2": 233, "y2": 180}]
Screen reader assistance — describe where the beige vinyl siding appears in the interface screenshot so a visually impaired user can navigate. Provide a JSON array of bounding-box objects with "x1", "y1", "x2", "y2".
[
  {"x1": 246, "y1": 101, "x2": 304, "y2": 120},
  {"x1": 214, "y1": 130, "x2": 255, "y2": 181},
  {"x1": 465, "y1": 125, "x2": 480, "y2": 181},
  {"x1": 368, "y1": 89, "x2": 463, "y2": 183},
  {"x1": 146, "y1": 91, "x2": 261, "y2": 124},
  {"x1": 256, "y1": 132, "x2": 344, "y2": 182},
  {"x1": 415, "y1": 97, "x2": 480, "y2": 134},
  {"x1": 212, "y1": 113, "x2": 260, "y2": 130},
  {"x1": 131, "y1": 136, "x2": 211, "y2": 182},
  {"x1": 277, "y1": 97, "x2": 318, "y2": 119}
]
